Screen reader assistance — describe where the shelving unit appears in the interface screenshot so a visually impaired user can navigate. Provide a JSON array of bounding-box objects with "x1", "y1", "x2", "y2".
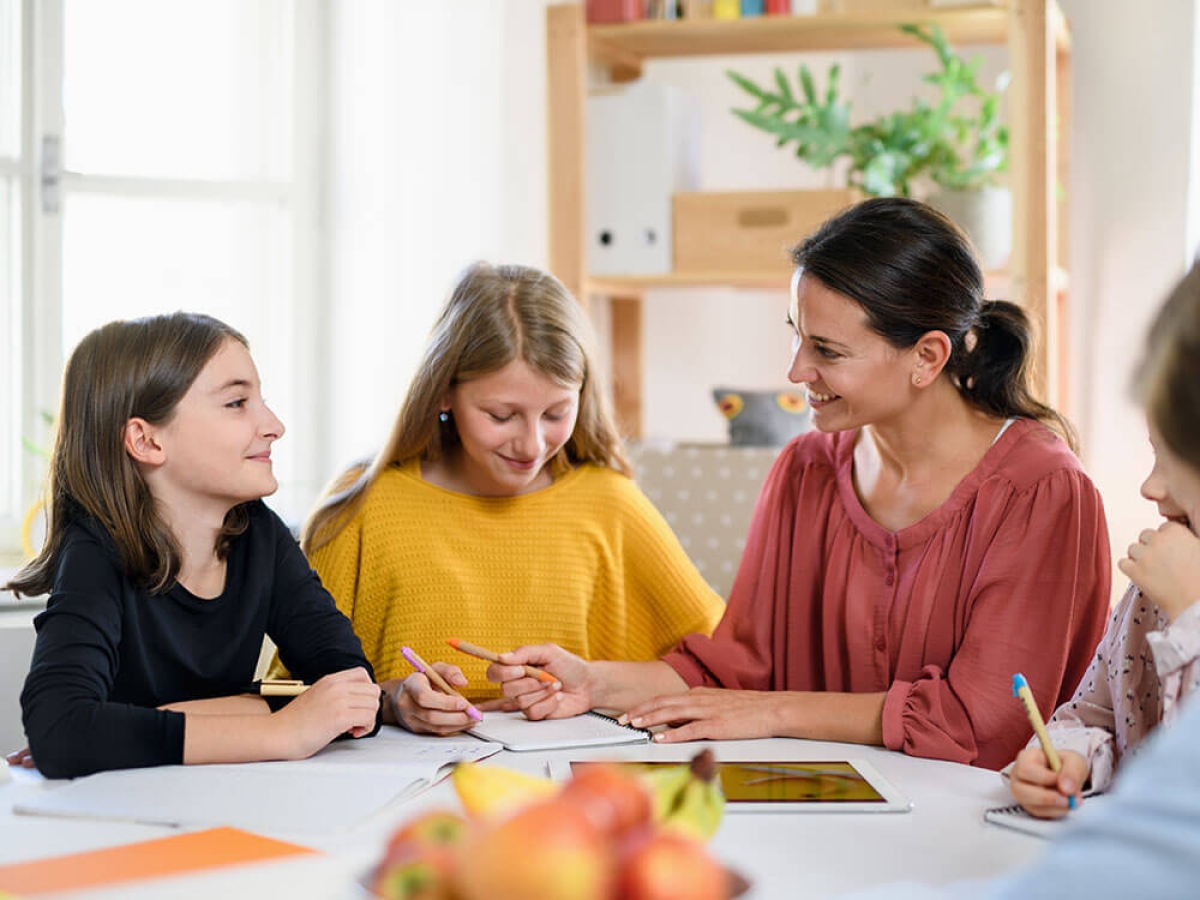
[{"x1": 547, "y1": 2, "x2": 1070, "y2": 439}]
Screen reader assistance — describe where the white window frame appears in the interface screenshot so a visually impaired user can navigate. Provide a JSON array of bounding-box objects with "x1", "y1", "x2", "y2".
[{"x1": 2, "y1": 0, "x2": 327, "y2": 561}]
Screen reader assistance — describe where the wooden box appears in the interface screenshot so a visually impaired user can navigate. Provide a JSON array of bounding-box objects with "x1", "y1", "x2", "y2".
[{"x1": 672, "y1": 190, "x2": 859, "y2": 275}]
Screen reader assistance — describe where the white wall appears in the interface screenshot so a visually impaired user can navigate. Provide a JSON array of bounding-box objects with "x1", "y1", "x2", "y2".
[
  {"x1": 1060, "y1": 0, "x2": 1198, "y2": 589},
  {"x1": 321, "y1": 0, "x2": 549, "y2": 482}
]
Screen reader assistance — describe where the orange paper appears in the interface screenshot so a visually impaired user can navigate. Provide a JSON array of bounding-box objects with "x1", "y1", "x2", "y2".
[{"x1": 0, "y1": 827, "x2": 318, "y2": 895}]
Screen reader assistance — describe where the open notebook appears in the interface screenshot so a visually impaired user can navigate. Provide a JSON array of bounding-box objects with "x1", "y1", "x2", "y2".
[
  {"x1": 983, "y1": 792, "x2": 1107, "y2": 838},
  {"x1": 468, "y1": 710, "x2": 651, "y2": 752},
  {"x1": 13, "y1": 730, "x2": 500, "y2": 835}
]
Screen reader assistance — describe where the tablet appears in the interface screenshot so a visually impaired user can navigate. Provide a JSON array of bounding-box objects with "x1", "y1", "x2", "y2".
[{"x1": 550, "y1": 759, "x2": 912, "y2": 813}]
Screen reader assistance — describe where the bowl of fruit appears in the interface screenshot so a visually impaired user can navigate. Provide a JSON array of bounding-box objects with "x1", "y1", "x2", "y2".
[{"x1": 365, "y1": 749, "x2": 750, "y2": 900}]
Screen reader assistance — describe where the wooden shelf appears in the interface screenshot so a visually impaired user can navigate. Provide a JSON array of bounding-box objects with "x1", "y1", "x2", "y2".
[
  {"x1": 590, "y1": 7, "x2": 1069, "y2": 79},
  {"x1": 548, "y1": 2, "x2": 1071, "y2": 438},
  {"x1": 587, "y1": 271, "x2": 790, "y2": 295},
  {"x1": 587, "y1": 267, "x2": 1067, "y2": 298}
]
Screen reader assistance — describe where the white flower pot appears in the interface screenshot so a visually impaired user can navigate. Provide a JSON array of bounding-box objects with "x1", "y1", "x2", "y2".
[{"x1": 927, "y1": 186, "x2": 1013, "y2": 271}]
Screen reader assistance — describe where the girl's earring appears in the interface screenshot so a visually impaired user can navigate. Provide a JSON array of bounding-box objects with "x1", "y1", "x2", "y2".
[
  {"x1": 914, "y1": 375, "x2": 923, "y2": 386},
  {"x1": 438, "y1": 410, "x2": 450, "y2": 423}
]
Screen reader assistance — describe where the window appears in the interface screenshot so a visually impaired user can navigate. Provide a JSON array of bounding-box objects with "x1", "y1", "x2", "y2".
[{"x1": 2, "y1": 0, "x2": 321, "y2": 558}]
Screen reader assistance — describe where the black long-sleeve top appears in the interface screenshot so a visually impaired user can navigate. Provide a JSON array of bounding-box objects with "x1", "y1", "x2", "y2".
[{"x1": 21, "y1": 500, "x2": 378, "y2": 778}]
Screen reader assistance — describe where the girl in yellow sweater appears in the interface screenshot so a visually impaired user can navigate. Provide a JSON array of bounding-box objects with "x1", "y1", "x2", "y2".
[{"x1": 274, "y1": 262, "x2": 724, "y2": 734}]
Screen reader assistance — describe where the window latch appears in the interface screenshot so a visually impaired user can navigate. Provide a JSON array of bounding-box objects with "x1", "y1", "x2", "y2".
[{"x1": 40, "y1": 134, "x2": 61, "y2": 215}]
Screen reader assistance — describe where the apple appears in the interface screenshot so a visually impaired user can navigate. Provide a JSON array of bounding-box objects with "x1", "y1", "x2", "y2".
[
  {"x1": 452, "y1": 797, "x2": 614, "y2": 900},
  {"x1": 384, "y1": 809, "x2": 472, "y2": 858},
  {"x1": 370, "y1": 843, "x2": 452, "y2": 899},
  {"x1": 560, "y1": 761, "x2": 653, "y2": 837},
  {"x1": 615, "y1": 830, "x2": 729, "y2": 900},
  {"x1": 370, "y1": 809, "x2": 473, "y2": 900}
]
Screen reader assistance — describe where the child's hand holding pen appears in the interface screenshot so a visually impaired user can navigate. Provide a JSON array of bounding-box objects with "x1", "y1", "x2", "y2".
[
  {"x1": 393, "y1": 647, "x2": 483, "y2": 736},
  {"x1": 1009, "y1": 746, "x2": 1089, "y2": 819},
  {"x1": 1008, "y1": 673, "x2": 1086, "y2": 819}
]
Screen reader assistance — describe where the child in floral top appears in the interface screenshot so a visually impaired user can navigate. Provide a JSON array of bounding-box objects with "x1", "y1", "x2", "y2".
[{"x1": 1007, "y1": 268, "x2": 1200, "y2": 818}]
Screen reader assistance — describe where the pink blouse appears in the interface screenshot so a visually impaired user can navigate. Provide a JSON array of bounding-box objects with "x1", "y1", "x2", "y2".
[
  {"x1": 663, "y1": 418, "x2": 1112, "y2": 769},
  {"x1": 1042, "y1": 584, "x2": 1200, "y2": 790}
]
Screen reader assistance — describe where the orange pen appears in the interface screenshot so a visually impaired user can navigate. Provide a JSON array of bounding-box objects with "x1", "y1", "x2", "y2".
[{"x1": 447, "y1": 639, "x2": 559, "y2": 684}]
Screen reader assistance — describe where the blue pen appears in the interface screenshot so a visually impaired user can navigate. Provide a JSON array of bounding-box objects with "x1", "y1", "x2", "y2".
[{"x1": 1013, "y1": 673, "x2": 1077, "y2": 810}]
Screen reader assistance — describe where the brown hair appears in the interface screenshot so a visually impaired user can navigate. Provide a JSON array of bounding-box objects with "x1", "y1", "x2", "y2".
[
  {"x1": 792, "y1": 197, "x2": 1077, "y2": 451},
  {"x1": 5, "y1": 313, "x2": 249, "y2": 597},
  {"x1": 303, "y1": 262, "x2": 630, "y2": 554},
  {"x1": 1136, "y1": 261, "x2": 1200, "y2": 468}
]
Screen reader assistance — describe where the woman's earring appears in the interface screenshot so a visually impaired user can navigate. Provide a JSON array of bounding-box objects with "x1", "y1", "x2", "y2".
[
  {"x1": 438, "y1": 410, "x2": 450, "y2": 423},
  {"x1": 914, "y1": 376, "x2": 923, "y2": 386}
]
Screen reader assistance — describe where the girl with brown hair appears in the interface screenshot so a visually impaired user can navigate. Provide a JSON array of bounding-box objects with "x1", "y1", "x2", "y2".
[{"x1": 7, "y1": 313, "x2": 379, "y2": 778}]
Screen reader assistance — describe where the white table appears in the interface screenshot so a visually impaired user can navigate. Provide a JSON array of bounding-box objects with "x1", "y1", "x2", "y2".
[{"x1": 0, "y1": 736, "x2": 1045, "y2": 899}]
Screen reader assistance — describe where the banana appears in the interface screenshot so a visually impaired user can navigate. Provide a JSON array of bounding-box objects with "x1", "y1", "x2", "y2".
[
  {"x1": 451, "y1": 762, "x2": 562, "y2": 822},
  {"x1": 638, "y1": 749, "x2": 726, "y2": 842}
]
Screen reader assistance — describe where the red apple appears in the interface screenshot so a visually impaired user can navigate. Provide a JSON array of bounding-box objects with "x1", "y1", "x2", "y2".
[
  {"x1": 370, "y1": 809, "x2": 472, "y2": 900},
  {"x1": 384, "y1": 809, "x2": 472, "y2": 858},
  {"x1": 370, "y1": 839, "x2": 457, "y2": 900},
  {"x1": 616, "y1": 830, "x2": 729, "y2": 900},
  {"x1": 560, "y1": 761, "x2": 653, "y2": 837},
  {"x1": 452, "y1": 797, "x2": 614, "y2": 900}
]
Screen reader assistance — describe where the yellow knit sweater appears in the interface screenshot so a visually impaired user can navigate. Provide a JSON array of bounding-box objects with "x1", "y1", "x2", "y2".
[{"x1": 272, "y1": 461, "x2": 724, "y2": 700}]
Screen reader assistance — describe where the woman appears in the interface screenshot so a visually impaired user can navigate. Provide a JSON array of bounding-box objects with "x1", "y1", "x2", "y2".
[{"x1": 491, "y1": 198, "x2": 1112, "y2": 769}]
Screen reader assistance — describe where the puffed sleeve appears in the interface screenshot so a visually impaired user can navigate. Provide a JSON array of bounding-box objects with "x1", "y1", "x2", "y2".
[
  {"x1": 882, "y1": 467, "x2": 1111, "y2": 769},
  {"x1": 596, "y1": 479, "x2": 725, "y2": 661},
  {"x1": 21, "y1": 536, "x2": 186, "y2": 778}
]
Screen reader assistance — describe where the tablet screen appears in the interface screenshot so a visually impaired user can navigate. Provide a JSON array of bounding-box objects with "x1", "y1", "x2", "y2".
[{"x1": 564, "y1": 759, "x2": 910, "y2": 812}]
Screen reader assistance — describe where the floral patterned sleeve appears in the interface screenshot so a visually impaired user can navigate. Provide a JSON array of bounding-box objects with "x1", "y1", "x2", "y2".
[
  {"x1": 1146, "y1": 598, "x2": 1200, "y2": 725},
  {"x1": 1037, "y1": 584, "x2": 1176, "y2": 792}
]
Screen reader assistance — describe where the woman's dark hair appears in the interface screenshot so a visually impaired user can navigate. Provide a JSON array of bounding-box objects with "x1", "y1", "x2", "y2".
[
  {"x1": 1136, "y1": 260, "x2": 1200, "y2": 469},
  {"x1": 5, "y1": 313, "x2": 250, "y2": 598},
  {"x1": 791, "y1": 197, "x2": 1076, "y2": 451}
]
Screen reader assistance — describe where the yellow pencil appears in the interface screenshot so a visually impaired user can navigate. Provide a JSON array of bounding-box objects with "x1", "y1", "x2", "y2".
[
  {"x1": 249, "y1": 679, "x2": 309, "y2": 697},
  {"x1": 1012, "y1": 672, "x2": 1075, "y2": 809}
]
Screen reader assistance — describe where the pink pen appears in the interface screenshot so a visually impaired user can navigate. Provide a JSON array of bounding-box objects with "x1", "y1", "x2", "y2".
[{"x1": 401, "y1": 646, "x2": 483, "y2": 722}]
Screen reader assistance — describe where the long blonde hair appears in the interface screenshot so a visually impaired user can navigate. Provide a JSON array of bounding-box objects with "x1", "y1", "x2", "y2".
[
  {"x1": 303, "y1": 262, "x2": 631, "y2": 554},
  {"x1": 6, "y1": 313, "x2": 249, "y2": 597}
]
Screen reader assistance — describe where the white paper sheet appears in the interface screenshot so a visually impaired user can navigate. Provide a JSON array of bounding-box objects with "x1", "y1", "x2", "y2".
[{"x1": 13, "y1": 730, "x2": 499, "y2": 835}]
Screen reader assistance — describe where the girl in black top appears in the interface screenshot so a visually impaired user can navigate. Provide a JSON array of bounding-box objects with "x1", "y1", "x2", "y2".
[{"x1": 6, "y1": 313, "x2": 380, "y2": 778}]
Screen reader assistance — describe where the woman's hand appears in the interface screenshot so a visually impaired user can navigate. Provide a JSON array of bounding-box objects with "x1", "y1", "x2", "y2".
[
  {"x1": 5, "y1": 747, "x2": 34, "y2": 768},
  {"x1": 1118, "y1": 521, "x2": 1200, "y2": 621},
  {"x1": 1008, "y1": 747, "x2": 1088, "y2": 818},
  {"x1": 274, "y1": 666, "x2": 381, "y2": 759},
  {"x1": 486, "y1": 643, "x2": 585, "y2": 720},
  {"x1": 621, "y1": 688, "x2": 786, "y2": 743},
  {"x1": 391, "y1": 663, "x2": 478, "y2": 736}
]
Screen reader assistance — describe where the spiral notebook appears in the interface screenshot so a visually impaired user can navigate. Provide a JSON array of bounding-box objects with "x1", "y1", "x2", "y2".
[
  {"x1": 468, "y1": 710, "x2": 651, "y2": 751},
  {"x1": 983, "y1": 792, "x2": 1106, "y2": 838}
]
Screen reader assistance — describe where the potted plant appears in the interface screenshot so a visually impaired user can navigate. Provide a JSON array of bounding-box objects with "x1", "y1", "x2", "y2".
[{"x1": 726, "y1": 23, "x2": 1012, "y2": 267}]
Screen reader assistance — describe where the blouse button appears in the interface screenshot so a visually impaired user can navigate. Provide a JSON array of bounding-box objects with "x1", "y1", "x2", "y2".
[
  {"x1": 885, "y1": 572, "x2": 895, "y2": 586},
  {"x1": 875, "y1": 637, "x2": 886, "y2": 652}
]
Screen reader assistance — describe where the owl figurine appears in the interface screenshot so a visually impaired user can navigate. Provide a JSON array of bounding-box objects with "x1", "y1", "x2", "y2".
[{"x1": 713, "y1": 387, "x2": 812, "y2": 446}]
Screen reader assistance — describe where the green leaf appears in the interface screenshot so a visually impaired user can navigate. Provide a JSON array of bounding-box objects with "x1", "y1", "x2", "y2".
[
  {"x1": 773, "y1": 68, "x2": 794, "y2": 102},
  {"x1": 725, "y1": 21, "x2": 1008, "y2": 196},
  {"x1": 800, "y1": 65, "x2": 817, "y2": 105}
]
